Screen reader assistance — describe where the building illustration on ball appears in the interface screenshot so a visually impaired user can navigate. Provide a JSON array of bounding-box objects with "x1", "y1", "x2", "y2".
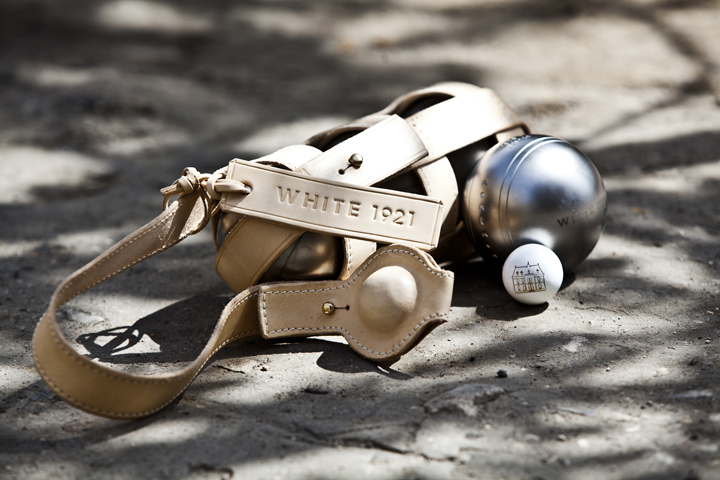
[{"x1": 512, "y1": 262, "x2": 546, "y2": 294}]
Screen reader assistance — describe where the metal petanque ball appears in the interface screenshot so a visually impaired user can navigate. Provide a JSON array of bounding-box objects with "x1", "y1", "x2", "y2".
[{"x1": 463, "y1": 135, "x2": 607, "y2": 271}]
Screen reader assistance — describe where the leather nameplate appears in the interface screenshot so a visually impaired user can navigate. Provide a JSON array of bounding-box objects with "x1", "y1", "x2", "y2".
[
  {"x1": 221, "y1": 161, "x2": 444, "y2": 251},
  {"x1": 258, "y1": 245, "x2": 454, "y2": 361},
  {"x1": 296, "y1": 115, "x2": 427, "y2": 185}
]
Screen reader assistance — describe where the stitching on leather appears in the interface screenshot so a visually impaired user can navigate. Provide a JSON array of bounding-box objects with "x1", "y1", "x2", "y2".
[
  {"x1": 408, "y1": 111, "x2": 436, "y2": 156},
  {"x1": 36, "y1": 292, "x2": 260, "y2": 417},
  {"x1": 416, "y1": 167, "x2": 433, "y2": 197},
  {"x1": 261, "y1": 247, "x2": 452, "y2": 356},
  {"x1": 346, "y1": 240, "x2": 352, "y2": 277},
  {"x1": 59, "y1": 203, "x2": 185, "y2": 301}
]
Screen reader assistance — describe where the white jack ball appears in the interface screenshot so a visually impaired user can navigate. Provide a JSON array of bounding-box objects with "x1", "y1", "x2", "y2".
[{"x1": 502, "y1": 244, "x2": 563, "y2": 305}]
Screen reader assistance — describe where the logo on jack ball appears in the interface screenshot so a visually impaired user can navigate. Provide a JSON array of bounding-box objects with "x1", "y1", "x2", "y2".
[{"x1": 512, "y1": 262, "x2": 546, "y2": 294}]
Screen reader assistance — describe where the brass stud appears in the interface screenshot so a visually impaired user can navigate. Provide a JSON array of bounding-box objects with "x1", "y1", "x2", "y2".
[
  {"x1": 322, "y1": 302, "x2": 335, "y2": 315},
  {"x1": 348, "y1": 153, "x2": 364, "y2": 168}
]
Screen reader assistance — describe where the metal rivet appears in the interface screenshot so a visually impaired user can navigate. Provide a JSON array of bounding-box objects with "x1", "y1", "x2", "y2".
[
  {"x1": 348, "y1": 153, "x2": 364, "y2": 168},
  {"x1": 322, "y1": 302, "x2": 335, "y2": 315}
]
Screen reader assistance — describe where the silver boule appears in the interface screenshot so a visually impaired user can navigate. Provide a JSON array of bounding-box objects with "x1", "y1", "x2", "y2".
[{"x1": 463, "y1": 135, "x2": 606, "y2": 270}]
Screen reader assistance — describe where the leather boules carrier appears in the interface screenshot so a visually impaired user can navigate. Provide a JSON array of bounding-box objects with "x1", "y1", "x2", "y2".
[{"x1": 32, "y1": 82, "x2": 530, "y2": 419}]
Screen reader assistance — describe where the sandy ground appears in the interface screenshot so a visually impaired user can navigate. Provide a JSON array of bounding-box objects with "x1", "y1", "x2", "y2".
[{"x1": 1, "y1": 0, "x2": 719, "y2": 479}]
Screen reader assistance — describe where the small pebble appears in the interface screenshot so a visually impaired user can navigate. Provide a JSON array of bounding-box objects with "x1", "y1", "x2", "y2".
[
  {"x1": 469, "y1": 356, "x2": 476, "y2": 362},
  {"x1": 497, "y1": 370, "x2": 508, "y2": 378}
]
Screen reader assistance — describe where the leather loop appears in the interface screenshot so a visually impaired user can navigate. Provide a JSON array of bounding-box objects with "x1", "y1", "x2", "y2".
[
  {"x1": 259, "y1": 245, "x2": 453, "y2": 361},
  {"x1": 161, "y1": 167, "x2": 206, "y2": 212},
  {"x1": 32, "y1": 191, "x2": 217, "y2": 418},
  {"x1": 415, "y1": 157, "x2": 460, "y2": 230},
  {"x1": 205, "y1": 168, "x2": 228, "y2": 201},
  {"x1": 213, "y1": 178, "x2": 252, "y2": 195},
  {"x1": 215, "y1": 216, "x2": 305, "y2": 293}
]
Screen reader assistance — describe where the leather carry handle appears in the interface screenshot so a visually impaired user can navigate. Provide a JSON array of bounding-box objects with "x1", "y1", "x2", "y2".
[
  {"x1": 32, "y1": 186, "x2": 454, "y2": 418},
  {"x1": 32, "y1": 191, "x2": 235, "y2": 418}
]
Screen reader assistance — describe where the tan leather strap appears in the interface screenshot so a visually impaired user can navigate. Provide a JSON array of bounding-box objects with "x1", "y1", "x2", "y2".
[
  {"x1": 374, "y1": 82, "x2": 528, "y2": 166},
  {"x1": 296, "y1": 115, "x2": 427, "y2": 184},
  {"x1": 215, "y1": 216, "x2": 306, "y2": 293},
  {"x1": 32, "y1": 187, "x2": 453, "y2": 418},
  {"x1": 298, "y1": 83, "x2": 528, "y2": 260},
  {"x1": 32, "y1": 191, "x2": 241, "y2": 419},
  {"x1": 415, "y1": 157, "x2": 460, "y2": 229},
  {"x1": 404, "y1": 91, "x2": 526, "y2": 165}
]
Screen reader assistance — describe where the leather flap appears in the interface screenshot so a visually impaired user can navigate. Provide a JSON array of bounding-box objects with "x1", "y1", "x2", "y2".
[{"x1": 258, "y1": 245, "x2": 454, "y2": 361}]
